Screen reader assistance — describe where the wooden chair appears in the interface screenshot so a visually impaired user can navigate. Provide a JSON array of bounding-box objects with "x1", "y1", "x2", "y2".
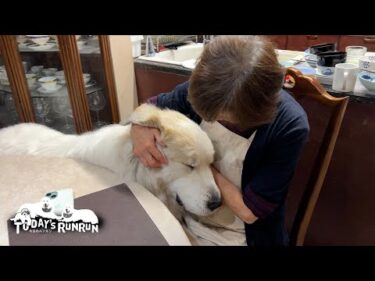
[{"x1": 283, "y1": 67, "x2": 349, "y2": 246}]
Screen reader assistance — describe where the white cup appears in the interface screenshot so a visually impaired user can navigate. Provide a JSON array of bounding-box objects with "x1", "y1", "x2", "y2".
[
  {"x1": 332, "y1": 63, "x2": 359, "y2": 92},
  {"x1": 345, "y1": 46, "x2": 367, "y2": 66},
  {"x1": 346, "y1": 46, "x2": 367, "y2": 56}
]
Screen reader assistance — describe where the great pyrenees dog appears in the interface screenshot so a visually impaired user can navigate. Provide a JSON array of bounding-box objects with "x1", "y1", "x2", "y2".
[{"x1": 0, "y1": 104, "x2": 223, "y2": 229}]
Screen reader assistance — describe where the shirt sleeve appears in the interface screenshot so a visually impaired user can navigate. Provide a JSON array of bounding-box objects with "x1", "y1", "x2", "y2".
[
  {"x1": 146, "y1": 81, "x2": 202, "y2": 123},
  {"x1": 242, "y1": 115, "x2": 309, "y2": 220}
]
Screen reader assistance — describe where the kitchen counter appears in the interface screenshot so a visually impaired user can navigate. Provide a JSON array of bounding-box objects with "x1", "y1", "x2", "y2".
[{"x1": 134, "y1": 58, "x2": 375, "y2": 103}]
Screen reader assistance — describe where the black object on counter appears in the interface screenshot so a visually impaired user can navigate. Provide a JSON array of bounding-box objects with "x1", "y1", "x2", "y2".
[
  {"x1": 317, "y1": 51, "x2": 347, "y2": 66},
  {"x1": 309, "y1": 43, "x2": 336, "y2": 54}
]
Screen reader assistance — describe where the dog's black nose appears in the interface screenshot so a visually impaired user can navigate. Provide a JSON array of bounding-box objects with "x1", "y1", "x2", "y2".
[{"x1": 207, "y1": 195, "x2": 222, "y2": 211}]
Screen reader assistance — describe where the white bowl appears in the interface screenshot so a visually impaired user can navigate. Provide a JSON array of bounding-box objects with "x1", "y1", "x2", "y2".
[
  {"x1": 55, "y1": 70, "x2": 64, "y2": 77},
  {"x1": 38, "y1": 76, "x2": 57, "y2": 90},
  {"x1": 0, "y1": 78, "x2": 10, "y2": 86},
  {"x1": 31, "y1": 65, "x2": 44, "y2": 74},
  {"x1": 358, "y1": 71, "x2": 375, "y2": 92},
  {"x1": 27, "y1": 35, "x2": 50, "y2": 45},
  {"x1": 317, "y1": 65, "x2": 335, "y2": 76},
  {"x1": 28, "y1": 43, "x2": 55, "y2": 51},
  {"x1": 42, "y1": 68, "x2": 58, "y2": 76}
]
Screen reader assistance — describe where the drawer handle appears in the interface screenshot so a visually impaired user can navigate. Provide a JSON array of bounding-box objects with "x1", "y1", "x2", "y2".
[
  {"x1": 364, "y1": 37, "x2": 375, "y2": 43},
  {"x1": 307, "y1": 35, "x2": 318, "y2": 40}
]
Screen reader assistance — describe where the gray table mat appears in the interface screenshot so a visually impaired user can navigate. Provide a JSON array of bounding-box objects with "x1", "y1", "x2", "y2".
[{"x1": 8, "y1": 183, "x2": 168, "y2": 245}]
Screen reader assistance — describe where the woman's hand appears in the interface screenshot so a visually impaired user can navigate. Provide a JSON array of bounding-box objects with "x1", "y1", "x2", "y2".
[{"x1": 130, "y1": 124, "x2": 168, "y2": 168}]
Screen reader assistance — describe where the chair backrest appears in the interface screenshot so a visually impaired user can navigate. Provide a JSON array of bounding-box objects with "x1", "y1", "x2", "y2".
[{"x1": 283, "y1": 67, "x2": 349, "y2": 246}]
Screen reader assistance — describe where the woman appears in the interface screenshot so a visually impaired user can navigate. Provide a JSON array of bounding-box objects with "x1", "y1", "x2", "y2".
[{"x1": 130, "y1": 36, "x2": 309, "y2": 246}]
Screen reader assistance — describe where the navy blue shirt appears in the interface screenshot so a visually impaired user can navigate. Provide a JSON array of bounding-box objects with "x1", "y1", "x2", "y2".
[{"x1": 148, "y1": 81, "x2": 309, "y2": 246}]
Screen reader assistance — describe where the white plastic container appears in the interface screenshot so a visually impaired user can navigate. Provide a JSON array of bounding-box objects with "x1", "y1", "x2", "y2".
[{"x1": 130, "y1": 35, "x2": 144, "y2": 58}]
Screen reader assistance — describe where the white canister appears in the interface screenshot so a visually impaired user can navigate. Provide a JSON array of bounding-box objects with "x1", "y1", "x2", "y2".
[
  {"x1": 359, "y1": 56, "x2": 375, "y2": 72},
  {"x1": 332, "y1": 63, "x2": 359, "y2": 92},
  {"x1": 130, "y1": 35, "x2": 144, "y2": 58}
]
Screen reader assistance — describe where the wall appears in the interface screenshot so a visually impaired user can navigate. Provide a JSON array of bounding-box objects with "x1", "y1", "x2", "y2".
[{"x1": 109, "y1": 36, "x2": 138, "y2": 122}]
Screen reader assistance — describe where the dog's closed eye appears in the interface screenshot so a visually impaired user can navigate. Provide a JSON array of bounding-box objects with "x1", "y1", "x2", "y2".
[{"x1": 185, "y1": 164, "x2": 195, "y2": 170}]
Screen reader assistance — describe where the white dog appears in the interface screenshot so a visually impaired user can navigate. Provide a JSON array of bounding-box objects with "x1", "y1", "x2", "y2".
[
  {"x1": 0, "y1": 104, "x2": 221, "y2": 222},
  {"x1": 61, "y1": 206, "x2": 98, "y2": 224},
  {"x1": 10, "y1": 208, "x2": 32, "y2": 226}
]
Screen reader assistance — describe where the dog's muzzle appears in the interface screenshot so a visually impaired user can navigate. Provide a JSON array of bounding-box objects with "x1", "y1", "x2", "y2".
[
  {"x1": 63, "y1": 213, "x2": 73, "y2": 218},
  {"x1": 42, "y1": 207, "x2": 52, "y2": 213}
]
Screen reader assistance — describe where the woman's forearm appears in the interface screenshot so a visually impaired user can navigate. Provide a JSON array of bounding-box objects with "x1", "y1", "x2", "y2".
[{"x1": 211, "y1": 166, "x2": 258, "y2": 224}]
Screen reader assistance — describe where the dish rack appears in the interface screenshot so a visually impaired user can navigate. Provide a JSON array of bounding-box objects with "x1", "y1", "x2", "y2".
[{"x1": 142, "y1": 35, "x2": 198, "y2": 51}]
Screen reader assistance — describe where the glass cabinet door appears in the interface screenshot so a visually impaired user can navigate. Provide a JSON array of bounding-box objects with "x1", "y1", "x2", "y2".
[
  {"x1": 16, "y1": 35, "x2": 75, "y2": 134},
  {"x1": 0, "y1": 55, "x2": 20, "y2": 128},
  {"x1": 77, "y1": 35, "x2": 113, "y2": 129}
]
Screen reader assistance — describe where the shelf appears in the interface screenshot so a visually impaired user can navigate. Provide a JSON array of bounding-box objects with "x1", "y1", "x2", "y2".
[
  {"x1": 0, "y1": 83, "x2": 102, "y2": 97},
  {"x1": 17, "y1": 40, "x2": 101, "y2": 55}
]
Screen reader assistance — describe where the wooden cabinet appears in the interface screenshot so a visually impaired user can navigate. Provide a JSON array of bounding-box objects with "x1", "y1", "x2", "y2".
[
  {"x1": 0, "y1": 35, "x2": 119, "y2": 134},
  {"x1": 338, "y1": 35, "x2": 375, "y2": 52},
  {"x1": 265, "y1": 35, "x2": 288, "y2": 49},
  {"x1": 134, "y1": 64, "x2": 190, "y2": 104},
  {"x1": 287, "y1": 35, "x2": 340, "y2": 51}
]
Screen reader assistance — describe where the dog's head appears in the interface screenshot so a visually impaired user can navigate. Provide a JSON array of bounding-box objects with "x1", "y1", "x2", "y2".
[
  {"x1": 129, "y1": 104, "x2": 222, "y2": 217},
  {"x1": 40, "y1": 197, "x2": 53, "y2": 213},
  {"x1": 62, "y1": 206, "x2": 73, "y2": 218}
]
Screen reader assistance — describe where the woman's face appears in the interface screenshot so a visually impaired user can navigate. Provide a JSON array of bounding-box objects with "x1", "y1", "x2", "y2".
[{"x1": 216, "y1": 112, "x2": 235, "y2": 123}]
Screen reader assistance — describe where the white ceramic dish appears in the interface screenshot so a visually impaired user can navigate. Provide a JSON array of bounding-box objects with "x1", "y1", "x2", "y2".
[
  {"x1": 28, "y1": 43, "x2": 55, "y2": 51},
  {"x1": 27, "y1": 35, "x2": 50, "y2": 45},
  {"x1": 37, "y1": 84, "x2": 63, "y2": 94}
]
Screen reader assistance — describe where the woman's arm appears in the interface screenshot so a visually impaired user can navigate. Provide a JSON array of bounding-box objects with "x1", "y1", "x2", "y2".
[{"x1": 210, "y1": 166, "x2": 258, "y2": 224}]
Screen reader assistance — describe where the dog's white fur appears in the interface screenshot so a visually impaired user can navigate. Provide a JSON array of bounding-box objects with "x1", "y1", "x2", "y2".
[{"x1": 0, "y1": 104, "x2": 221, "y2": 221}]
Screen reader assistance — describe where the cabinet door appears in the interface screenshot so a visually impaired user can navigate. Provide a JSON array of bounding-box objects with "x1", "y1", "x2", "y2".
[
  {"x1": 266, "y1": 35, "x2": 288, "y2": 49},
  {"x1": 287, "y1": 35, "x2": 340, "y2": 51},
  {"x1": 76, "y1": 35, "x2": 119, "y2": 129},
  {"x1": 134, "y1": 64, "x2": 190, "y2": 104},
  {"x1": 16, "y1": 35, "x2": 78, "y2": 134},
  {"x1": 0, "y1": 55, "x2": 20, "y2": 128},
  {"x1": 338, "y1": 35, "x2": 375, "y2": 52}
]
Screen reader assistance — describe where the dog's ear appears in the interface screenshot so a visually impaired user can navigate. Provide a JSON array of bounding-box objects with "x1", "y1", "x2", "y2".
[{"x1": 127, "y1": 104, "x2": 164, "y2": 131}]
